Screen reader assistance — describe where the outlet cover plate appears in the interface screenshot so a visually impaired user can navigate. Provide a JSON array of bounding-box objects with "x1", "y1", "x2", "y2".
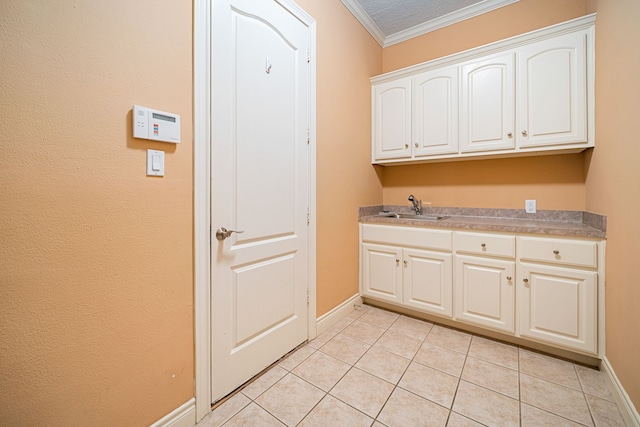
[{"x1": 525, "y1": 199, "x2": 536, "y2": 213}]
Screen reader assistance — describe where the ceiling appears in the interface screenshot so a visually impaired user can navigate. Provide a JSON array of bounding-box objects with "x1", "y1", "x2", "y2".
[{"x1": 341, "y1": 0, "x2": 520, "y2": 47}]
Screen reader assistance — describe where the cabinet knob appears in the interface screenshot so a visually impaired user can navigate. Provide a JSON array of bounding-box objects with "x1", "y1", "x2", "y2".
[
  {"x1": 415, "y1": 143, "x2": 419, "y2": 148},
  {"x1": 481, "y1": 243, "x2": 486, "y2": 248},
  {"x1": 522, "y1": 130, "x2": 528, "y2": 137},
  {"x1": 553, "y1": 250, "x2": 560, "y2": 255},
  {"x1": 396, "y1": 259, "x2": 400, "y2": 264},
  {"x1": 507, "y1": 132, "x2": 513, "y2": 138},
  {"x1": 523, "y1": 278, "x2": 529, "y2": 283},
  {"x1": 404, "y1": 144, "x2": 409, "y2": 149},
  {"x1": 506, "y1": 276, "x2": 512, "y2": 281},
  {"x1": 403, "y1": 260, "x2": 408, "y2": 266}
]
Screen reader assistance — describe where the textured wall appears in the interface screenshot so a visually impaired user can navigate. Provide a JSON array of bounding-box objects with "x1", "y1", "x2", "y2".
[
  {"x1": 379, "y1": 0, "x2": 589, "y2": 211},
  {"x1": 584, "y1": 0, "x2": 640, "y2": 410},
  {"x1": 0, "y1": 1, "x2": 194, "y2": 425},
  {"x1": 296, "y1": 0, "x2": 383, "y2": 316}
]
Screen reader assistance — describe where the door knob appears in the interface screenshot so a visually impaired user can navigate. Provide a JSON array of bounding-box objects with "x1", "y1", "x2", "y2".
[{"x1": 216, "y1": 227, "x2": 244, "y2": 241}]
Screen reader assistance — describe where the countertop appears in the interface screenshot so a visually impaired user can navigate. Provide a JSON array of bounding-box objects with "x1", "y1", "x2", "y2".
[{"x1": 359, "y1": 206, "x2": 606, "y2": 239}]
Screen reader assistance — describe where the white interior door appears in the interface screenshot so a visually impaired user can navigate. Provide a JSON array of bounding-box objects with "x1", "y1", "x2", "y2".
[{"x1": 210, "y1": 0, "x2": 310, "y2": 402}]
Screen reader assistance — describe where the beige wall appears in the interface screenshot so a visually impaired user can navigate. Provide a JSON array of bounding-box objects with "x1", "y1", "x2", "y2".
[
  {"x1": 296, "y1": 0, "x2": 383, "y2": 316},
  {"x1": 0, "y1": 1, "x2": 193, "y2": 426},
  {"x1": 381, "y1": 0, "x2": 589, "y2": 211},
  {"x1": 584, "y1": 0, "x2": 640, "y2": 408},
  {"x1": 0, "y1": 0, "x2": 382, "y2": 424},
  {"x1": 380, "y1": 0, "x2": 640, "y2": 411}
]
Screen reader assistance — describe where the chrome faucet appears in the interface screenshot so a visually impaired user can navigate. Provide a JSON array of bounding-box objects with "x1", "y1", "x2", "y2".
[{"x1": 408, "y1": 195, "x2": 422, "y2": 215}]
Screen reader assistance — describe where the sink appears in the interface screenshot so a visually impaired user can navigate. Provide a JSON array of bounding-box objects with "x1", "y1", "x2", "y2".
[{"x1": 379, "y1": 212, "x2": 448, "y2": 221}]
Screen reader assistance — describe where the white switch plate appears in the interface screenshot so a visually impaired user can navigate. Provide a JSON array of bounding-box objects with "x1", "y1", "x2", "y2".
[
  {"x1": 525, "y1": 199, "x2": 536, "y2": 213},
  {"x1": 147, "y1": 149, "x2": 164, "y2": 177}
]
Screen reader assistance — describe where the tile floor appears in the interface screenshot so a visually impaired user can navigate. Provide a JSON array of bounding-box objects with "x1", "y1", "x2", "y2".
[{"x1": 200, "y1": 305, "x2": 627, "y2": 427}]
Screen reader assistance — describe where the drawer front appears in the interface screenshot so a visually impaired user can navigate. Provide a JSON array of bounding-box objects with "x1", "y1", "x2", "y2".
[
  {"x1": 361, "y1": 224, "x2": 452, "y2": 251},
  {"x1": 518, "y1": 236, "x2": 597, "y2": 268},
  {"x1": 454, "y1": 231, "x2": 515, "y2": 258}
]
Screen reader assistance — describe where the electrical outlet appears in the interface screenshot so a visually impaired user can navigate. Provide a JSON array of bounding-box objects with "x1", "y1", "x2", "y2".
[{"x1": 525, "y1": 199, "x2": 536, "y2": 214}]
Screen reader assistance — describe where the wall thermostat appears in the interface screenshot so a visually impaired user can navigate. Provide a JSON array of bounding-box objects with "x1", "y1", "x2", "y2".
[{"x1": 133, "y1": 105, "x2": 180, "y2": 143}]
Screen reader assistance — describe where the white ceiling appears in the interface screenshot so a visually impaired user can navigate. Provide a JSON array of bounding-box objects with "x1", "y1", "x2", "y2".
[{"x1": 341, "y1": 0, "x2": 520, "y2": 47}]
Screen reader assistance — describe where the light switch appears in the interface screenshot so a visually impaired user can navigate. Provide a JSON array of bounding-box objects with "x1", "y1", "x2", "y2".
[{"x1": 147, "y1": 149, "x2": 164, "y2": 176}]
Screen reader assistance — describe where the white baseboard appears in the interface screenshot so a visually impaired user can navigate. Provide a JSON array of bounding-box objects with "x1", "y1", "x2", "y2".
[
  {"x1": 316, "y1": 293, "x2": 363, "y2": 335},
  {"x1": 600, "y1": 357, "x2": 640, "y2": 427},
  {"x1": 150, "y1": 398, "x2": 196, "y2": 427}
]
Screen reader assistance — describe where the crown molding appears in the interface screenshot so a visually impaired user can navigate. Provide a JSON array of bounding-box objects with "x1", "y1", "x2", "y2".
[
  {"x1": 340, "y1": 0, "x2": 385, "y2": 45},
  {"x1": 342, "y1": 0, "x2": 520, "y2": 48}
]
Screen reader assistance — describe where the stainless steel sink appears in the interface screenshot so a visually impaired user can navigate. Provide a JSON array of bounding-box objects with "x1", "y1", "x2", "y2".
[{"x1": 379, "y1": 213, "x2": 448, "y2": 221}]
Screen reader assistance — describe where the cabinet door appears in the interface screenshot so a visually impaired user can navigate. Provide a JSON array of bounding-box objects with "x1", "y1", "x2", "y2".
[
  {"x1": 403, "y1": 248, "x2": 452, "y2": 318},
  {"x1": 519, "y1": 263, "x2": 597, "y2": 354},
  {"x1": 372, "y1": 78, "x2": 412, "y2": 161},
  {"x1": 362, "y1": 243, "x2": 402, "y2": 304},
  {"x1": 517, "y1": 31, "x2": 587, "y2": 148},
  {"x1": 412, "y1": 66, "x2": 458, "y2": 156},
  {"x1": 454, "y1": 255, "x2": 515, "y2": 333},
  {"x1": 460, "y1": 52, "x2": 515, "y2": 153}
]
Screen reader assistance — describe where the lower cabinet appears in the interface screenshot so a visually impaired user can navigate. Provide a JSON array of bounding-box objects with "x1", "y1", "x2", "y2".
[
  {"x1": 404, "y1": 248, "x2": 452, "y2": 317},
  {"x1": 361, "y1": 243, "x2": 402, "y2": 304},
  {"x1": 519, "y1": 262, "x2": 597, "y2": 354},
  {"x1": 454, "y1": 255, "x2": 515, "y2": 334},
  {"x1": 360, "y1": 223, "x2": 603, "y2": 357}
]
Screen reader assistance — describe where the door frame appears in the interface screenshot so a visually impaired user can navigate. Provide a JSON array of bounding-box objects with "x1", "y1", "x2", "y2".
[{"x1": 193, "y1": 0, "x2": 317, "y2": 421}]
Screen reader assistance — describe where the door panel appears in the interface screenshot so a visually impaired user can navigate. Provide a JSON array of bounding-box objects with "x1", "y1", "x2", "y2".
[
  {"x1": 373, "y1": 78, "x2": 412, "y2": 160},
  {"x1": 412, "y1": 66, "x2": 459, "y2": 156},
  {"x1": 518, "y1": 31, "x2": 587, "y2": 147},
  {"x1": 404, "y1": 249, "x2": 452, "y2": 317},
  {"x1": 211, "y1": 0, "x2": 310, "y2": 402},
  {"x1": 454, "y1": 255, "x2": 515, "y2": 333},
  {"x1": 519, "y1": 263, "x2": 596, "y2": 353},
  {"x1": 362, "y1": 243, "x2": 402, "y2": 303},
  {"x1": 460, "y1": 53, "x2": 515, "y2": 153}
]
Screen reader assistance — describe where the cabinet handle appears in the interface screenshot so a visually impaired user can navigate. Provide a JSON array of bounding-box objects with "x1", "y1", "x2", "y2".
[
  {"x1": 553, "y1": 250, "x2": 560, "y2": 255},
  {"x1": 506, "y1": 276, "x2": 512, "y2": 281},
  {"x1": 522, "y1": 130, "x2": 528, "y2": 136},
  {"x1": 507, "y1": 132, "x2": 513, "y2": 138}
]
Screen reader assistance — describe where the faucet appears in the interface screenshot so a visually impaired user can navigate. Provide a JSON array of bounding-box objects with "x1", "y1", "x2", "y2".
[{"x1": 408, "y1": 195, "x2": 422, "y2": 215}]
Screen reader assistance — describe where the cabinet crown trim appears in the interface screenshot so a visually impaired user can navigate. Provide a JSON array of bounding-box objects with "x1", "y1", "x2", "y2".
[{"x1": 371, "y1": 13, "x2": 595, "y2": 84}]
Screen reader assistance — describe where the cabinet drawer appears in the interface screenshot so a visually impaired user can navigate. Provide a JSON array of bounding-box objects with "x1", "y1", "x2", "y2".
[
  {"x1": 361, "y1": 224, "x2": 452, "y2": 251},
  {"x1": 518, "y1": 236, "x2": 597, "y2": 268},
  {"x1": 454, "y1": 231, "x2": 515, "y2": 258}
]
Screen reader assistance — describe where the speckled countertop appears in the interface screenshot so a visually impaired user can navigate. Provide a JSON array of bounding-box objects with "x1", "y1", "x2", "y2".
[{"x1": 359, "y1": 205, "x2": 606, "y2": 239}]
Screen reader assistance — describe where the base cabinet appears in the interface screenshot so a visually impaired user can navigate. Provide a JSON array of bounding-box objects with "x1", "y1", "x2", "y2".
[
  {"x1": 454, "y1": 255, "x2": 515, "y2": 334},
  {"x1": 362, "y1": 243, "x2": 402, "y2": 304},
  {"x1": 519, "y1": 263, "x2": 597, "y2": 354},
  {"x1": 404, "y1": 249, "x2": 452, "y2": 317},
  {"x1": 360, "y1": 223, "x2": 603, "y2": 357}
]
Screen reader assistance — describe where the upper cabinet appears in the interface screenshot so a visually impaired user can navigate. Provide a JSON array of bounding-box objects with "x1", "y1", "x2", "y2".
[
  {"x1": 460, "y1": 52, "x2": 515, "y2": 153},
  {"x1": 517, "y1": 31, "x2": 587, "y2": 148},
  {"x1": 372, "y1": 77, "x2": 412, "y2": 160},
  {"x1": 413, "y1": 65, "x2": 459, "y2": 157},
  {"x1": 371, "y1": 14, "x2": 595, "y2": 165}
]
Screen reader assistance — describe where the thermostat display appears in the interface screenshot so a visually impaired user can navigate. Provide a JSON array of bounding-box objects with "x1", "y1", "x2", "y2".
[{"x1": 133, "y1": 105, "x2": 180, "y2": 143}]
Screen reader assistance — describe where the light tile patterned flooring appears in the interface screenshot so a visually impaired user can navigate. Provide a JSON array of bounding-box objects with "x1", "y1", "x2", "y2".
[{"x1": 200, "y1": 305, "x2": 627, "y2": 427}]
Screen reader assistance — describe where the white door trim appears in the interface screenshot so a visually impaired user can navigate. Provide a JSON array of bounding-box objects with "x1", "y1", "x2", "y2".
[{"x1": 193, "y1": 0, "x2": 316, "y2": 421}]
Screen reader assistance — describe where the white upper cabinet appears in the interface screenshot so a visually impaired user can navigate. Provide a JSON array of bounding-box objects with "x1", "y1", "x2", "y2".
[
  {"x1": 370, "y1": 14, "x2": 595, "y2": 165},
  {"x1": 517, "y1": 31, "x2": 587, "y2": 148},
  {"x1": 460, "y1": 52, "x2": 515, "y2": 153},
  {"x1": 372, "y1": 77, "x2": 412, "y2": 160},
  {"x1": 413, "y1": 65, "x2": 459, "y2": 156}
]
